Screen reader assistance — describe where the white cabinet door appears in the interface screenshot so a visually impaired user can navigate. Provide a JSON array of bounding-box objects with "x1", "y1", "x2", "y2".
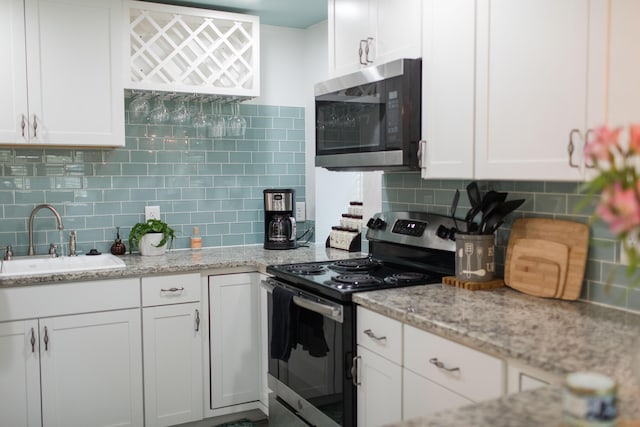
[
  {"x1": 402, "y1": 368, "x2": 471, "y2": 420},
  {"x1": 329, "y1": 0, "x2": 421, "y2": 77},
  {"x1": 330, "y1": 0, "x2": 372, "y2": 76},
  {"x1": 475, "y1": 0, "x2": 608, "y2": 181},
  {"x1": 374, "y1": 0, "x2": 421, "y2": 65},
  {"x1": 209, "y1": 273, "x2": 260, "y2": 408},
  {"x1": 143, "y1": 303, "x2": 203, "y2": 427},
  {"x1": 356, "y1": 345, "x2": 402, "y2": 427},
  {"x1": 421, "y1": 0, "x2": 475, "y2": 179},
  {"x1": 40, "y1": 309, "x2": 143, "y2": 427},
  {"x1": 0, "y1": 320, "x2": 41, "y2": 427},
  {"x1": 0, "y1": 0, "x2": 29, "y2": 144},
  {"x1": 608, "y1": 0, "x2": 640, "y2": 128},
  {"x1": 24, "y1": 0, "x2": 124, "y2": 147}
]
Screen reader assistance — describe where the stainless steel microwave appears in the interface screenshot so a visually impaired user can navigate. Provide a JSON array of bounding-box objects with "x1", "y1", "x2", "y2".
[{"x1": 314, "y1": 58, "x2": 421, "y2": 171}]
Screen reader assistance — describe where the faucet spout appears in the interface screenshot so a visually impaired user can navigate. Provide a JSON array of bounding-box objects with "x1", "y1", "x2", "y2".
[{"x1": 28, "y1": 204, "x2": 64, "y2": 256}]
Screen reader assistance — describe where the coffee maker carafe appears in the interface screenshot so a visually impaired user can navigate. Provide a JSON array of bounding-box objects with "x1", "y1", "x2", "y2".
[{"x1": 264, "y1": 189, "x2": 296, "y2": 250}]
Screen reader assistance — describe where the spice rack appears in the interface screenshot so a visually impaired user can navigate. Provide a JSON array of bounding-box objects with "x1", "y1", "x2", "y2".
[{"x1": 325, "y1": 202, "x2": 363, "y2": 252}]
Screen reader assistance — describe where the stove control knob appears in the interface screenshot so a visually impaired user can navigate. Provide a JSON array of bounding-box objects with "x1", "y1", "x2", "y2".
[
  {"x1": 366, "y1": 217, "x2": 387, "y2": 230},
  {"x1": 436, "y1": 225, "x2": 450, "y2": 239}
]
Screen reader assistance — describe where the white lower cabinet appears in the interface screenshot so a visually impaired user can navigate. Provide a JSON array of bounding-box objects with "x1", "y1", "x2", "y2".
[
  {"x1": 209, "y1": 273, "x2": 260, "y2": 409},
  {"x1": 40, "y1": 309, "x2": 143, "y2": 427},
  {"x1": 0, "y1": 279, "x2": 143, "y2": 427},
  {"x1": 0, "y1": 320, "x2": 41, "y2": 427},
  {"x1": 506, "y1": 360, "x2": 559, "y2": 394},
  {"x1": 402, "y1": 369, "x2": 471, "y2": 420},
  {"x1": 356, "y1": 307, "x2": 403, "y2": 427},
  {"x1": 356, "y1": 345, "x2": 402, "y2": 427},
  {"x1": 142, "y1": 273, "x2": 203, "y2": 427},
  {"x1": 357, "y1": 306, "x2": 506, "y2": 424}
]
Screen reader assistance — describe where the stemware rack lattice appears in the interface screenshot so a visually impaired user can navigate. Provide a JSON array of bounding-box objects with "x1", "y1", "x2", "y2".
[{"x1": 126, "y1": 1, "x2": 260, "y2": 97}]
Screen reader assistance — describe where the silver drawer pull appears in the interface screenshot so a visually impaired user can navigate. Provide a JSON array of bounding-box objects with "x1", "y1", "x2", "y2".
[
  {"x1": 429, "y1": 357, "x2": 460, "y2": 373},
  {"x1": 364, "y1": 329, "x2": 387, "y2": 343},
  {"x1": 160, "y1": 287, "x2": 184, "y2": 293}
]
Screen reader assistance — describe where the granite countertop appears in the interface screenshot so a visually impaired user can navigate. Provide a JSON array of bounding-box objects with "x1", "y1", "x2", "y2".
[
  {"x1": 0, "y1": 244, "x2": 362, "y2": 287},
  {"x1": 353, "y1": 285, "x2": 640, "y2": 426}
]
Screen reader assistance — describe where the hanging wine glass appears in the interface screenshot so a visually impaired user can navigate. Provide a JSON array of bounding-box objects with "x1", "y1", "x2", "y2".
[
  {"x1": 170, "y1": 97, "x2": 191, "y2": 125},
  {"x1": 192, "y1": 101, "x2": 208, "y2": 130},
  {"x1": 227, "y1": 102, "x2": 246, "y2": 137},
  {"x1": 208, "y1": 102, "x2": 226, "y2": 138},
  {"x1": 148, "y1": 96, "x2": 170, "y2": 124},
  {"x1": 129, "y1": 93, "x2": 150, "y2": 124}
]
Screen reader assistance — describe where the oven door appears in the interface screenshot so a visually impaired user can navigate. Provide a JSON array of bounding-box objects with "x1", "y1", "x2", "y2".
[{"x1": 263, "y1": 278, "x2": 355, "y2": 427}]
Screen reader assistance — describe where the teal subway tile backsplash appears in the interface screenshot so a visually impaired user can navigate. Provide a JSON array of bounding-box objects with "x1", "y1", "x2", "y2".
[
  {"x1": 0, "y1": 99, "x2": 306, "y2": 256},
  {"x1": 382, "y1": 173, "x2": 638, "y2": 311}
]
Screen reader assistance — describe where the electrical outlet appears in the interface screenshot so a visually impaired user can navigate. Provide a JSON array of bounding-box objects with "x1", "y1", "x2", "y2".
[
  {"x1": 295, "y1": 202, "x2": 306, "y2": 222},
  {"x1": 620, "y1": 234, "x2": 640, "y2": 265},
  {"x1": 145, "y1": 206, "x2": 160, "y2": 221}
]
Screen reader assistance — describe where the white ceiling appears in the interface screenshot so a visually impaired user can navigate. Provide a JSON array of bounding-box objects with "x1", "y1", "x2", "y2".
[{"x1": 145, "y1": 0, "x2": 328, "y2": 29}]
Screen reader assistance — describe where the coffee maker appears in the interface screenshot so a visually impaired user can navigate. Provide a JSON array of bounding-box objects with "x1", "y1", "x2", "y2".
[{"x1": 264, "y1": 189, "x2": 296, "y2": 250}]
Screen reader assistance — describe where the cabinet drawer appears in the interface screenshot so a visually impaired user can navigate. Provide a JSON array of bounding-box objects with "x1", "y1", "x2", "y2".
[
  {"x1": 356, "y1": 306, "x2": 402, "y2": 364},
  {"x1": 141, "y1": 273, "x2": 201, "y2": 306},
  {"x1": 404, "y1": 324, "x2": 504, "y2": 402}
]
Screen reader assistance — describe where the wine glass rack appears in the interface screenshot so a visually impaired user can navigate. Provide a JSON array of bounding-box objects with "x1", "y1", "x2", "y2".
[{"x1": 126, "y1": 1, "x2": 260, "y2": 97}]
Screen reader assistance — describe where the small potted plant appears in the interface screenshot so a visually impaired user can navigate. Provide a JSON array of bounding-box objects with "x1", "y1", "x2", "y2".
[{"x1": 128, "y1": 219, "x2": 176, "y2": 256}]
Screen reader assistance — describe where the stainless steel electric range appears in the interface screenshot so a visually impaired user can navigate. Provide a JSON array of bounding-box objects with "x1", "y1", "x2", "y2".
[{"x1": 263, "y1": 211, "x2": 460, "y2": 427}]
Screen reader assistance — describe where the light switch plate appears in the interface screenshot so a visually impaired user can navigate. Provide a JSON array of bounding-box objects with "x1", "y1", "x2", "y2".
[
  {"x1": 145, "y1": 206, "x2": 160, "y2": 221},
  {"x1": 295, "y1": 202, "x2": 306, "y2": 222}
]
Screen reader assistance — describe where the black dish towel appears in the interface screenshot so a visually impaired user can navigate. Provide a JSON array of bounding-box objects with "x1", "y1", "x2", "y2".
[
  {"x1": 270, "y1": 286, "x2": 297, "y2": 361},
  {"x1": 297, "y1": 308, "x2": 329, "y2": 357}
]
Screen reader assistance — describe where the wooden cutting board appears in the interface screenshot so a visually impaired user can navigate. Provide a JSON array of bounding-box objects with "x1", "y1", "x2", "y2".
[
  {"x1": 504, "y1": 218, "x2": 589, "y2": 300},
  {"x1": 508, "y1": 238, "x2": 569, "y2": 298}
]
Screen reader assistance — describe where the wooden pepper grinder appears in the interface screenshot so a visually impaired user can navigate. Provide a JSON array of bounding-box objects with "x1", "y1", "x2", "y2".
[{"x1": 110, "y1": 226, "x2": 126, "y2": 255}]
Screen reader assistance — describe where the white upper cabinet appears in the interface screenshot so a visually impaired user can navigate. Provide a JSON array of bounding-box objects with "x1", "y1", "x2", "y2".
[
  {"x1": 126, "y1": 1, "x2": 260, "y2": 97},
  {"x1": 329, "y1": 0, "x2": 422, "y2": 77},
  {"x1": 474, "y1": 0, "x2": 608, "y2": 181},
  {"x1": 420, "y1": 0, "x2": 476, "y2": 179},
  {"x1": 608, "y1": 0, "x2": 640, "y2": 128},
  {"x1": 0, "y1": 0, "x2": 125, "y2": 147}
]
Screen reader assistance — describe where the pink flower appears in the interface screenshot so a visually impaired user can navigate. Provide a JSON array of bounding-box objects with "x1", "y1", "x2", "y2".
[
  {"x1": 585, "y1": 126, "x2": 621, "y2": 162},
  {"x1": 629, "y1": 124, "x2": 640, "y2": 153},
  {"x1": 596, "y1": 182, "x2": 640, "y2": 235}
]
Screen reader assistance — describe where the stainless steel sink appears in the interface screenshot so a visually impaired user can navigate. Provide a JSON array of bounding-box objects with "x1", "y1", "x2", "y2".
[{"x1": 0, "y1": 253, "x2": 126, "y2": 277}]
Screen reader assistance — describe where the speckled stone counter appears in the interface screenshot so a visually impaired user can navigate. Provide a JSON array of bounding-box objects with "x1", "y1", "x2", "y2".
[
  {"x1": 353, "y1": 284, "x2": 640, "y2": 426},
  {"x1": 0, "y1": 244, "x2": 362, "y2": 287}
]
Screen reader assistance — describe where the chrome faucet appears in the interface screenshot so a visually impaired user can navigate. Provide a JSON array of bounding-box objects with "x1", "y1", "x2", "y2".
[{"x1": 28, "y1": 204, "x2": 64, "y2": 256}]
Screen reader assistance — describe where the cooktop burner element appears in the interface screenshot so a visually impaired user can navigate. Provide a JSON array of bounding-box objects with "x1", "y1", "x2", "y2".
[
  {"x1": 384, "y1": 272, "x2": 433, "y2": 285},
  {"x1": 330, "y1": 258, "x2": 383, "y2": 273},
  {"x1": 327, "y1": 274, "x2": 384, "y2": 289},
  {"x1": 282, "y1": 263, "x2": 327, "y2": 275}
]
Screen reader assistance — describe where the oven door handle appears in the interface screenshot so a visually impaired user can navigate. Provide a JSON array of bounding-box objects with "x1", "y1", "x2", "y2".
[{"x1": 262, "y1": 279, "x2": 344, "y2": 323}]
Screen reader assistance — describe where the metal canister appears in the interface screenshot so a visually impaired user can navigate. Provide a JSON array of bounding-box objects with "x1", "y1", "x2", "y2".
[{"x1": 563, "y1": 372, "x2": 617, "y2": 426}]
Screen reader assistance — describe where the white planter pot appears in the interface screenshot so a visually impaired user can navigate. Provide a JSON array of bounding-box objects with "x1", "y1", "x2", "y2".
[{"x1": 139, "y1": 233, "x2": 167, "y2": 256}]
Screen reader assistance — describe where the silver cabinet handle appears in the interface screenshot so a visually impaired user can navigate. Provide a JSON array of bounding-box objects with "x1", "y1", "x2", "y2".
[
  {"x1": 584, "y1": 128, "x2": 596, "y2": 169},
  {"x1": 429, "y1": 357, "x2": 460, "y2": 373},
  {"x1": 363, "y1": 329, "x2": 387, "y2": 343},
  {"x1": 30, "y1": 328, "x2": 36, "y2": 353},
  {"x1": 21, "y1": 115, "x2": 26, "y2": 137},
  {"x1": 195, "y1": 309, "x2": 200, "y2": 332},
  {"x1": 351, "y1": 355, "x2": 361, "y2": 386},
  {"x1": 160, "y1": 287, "x2": 184, "y2": 292},
  {"x1": 365, "y1": 37, "x2": 374, "y2": 63},
  {"x1": 568, "y1": 129, "x2": 582, "y2": 168},
  {"x1": 32, "y1": 115, "x2": 38, "y2": 138},
  {"x1": 359, "y1": 39, "x2": 367, "y2": 65},
  {"x1": 43, "y1": 326, "x2": 49, "y2": 351}
]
